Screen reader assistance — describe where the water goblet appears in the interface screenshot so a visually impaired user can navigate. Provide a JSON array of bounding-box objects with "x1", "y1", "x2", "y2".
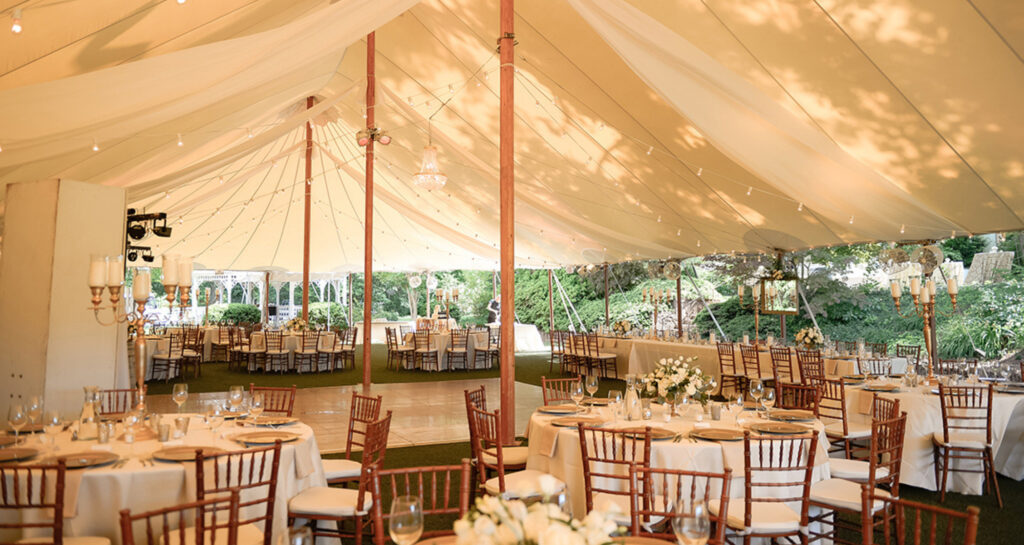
[
  {"x1": 27, "y1": 396, "x2": 43, "y2": 427},
  {"x1": 250, "y1": 393, "x2": 265, "y2": 423},
  {"x1": 388, "y1": 496, "x2": 423, "y2": 545},
  {"x1": 570, "y1": 382, "x2": 585, "y2": 412},
  {"x1": 749, "y1": 380, "x2": 764, "y2": 409},
  {"x1": 607, "y1": 389, "x2": 623, "y2": 420},
  {"x1": 172, "y1": 384, "x2": 188, "y2": 413},
  {"x1": 7, "y1": 404, "x2": 27, "y2": 445},
  {"x1": 585, "y1": 375, "x2": 599, "y2": 401},
  {"x1": 761, "y1": 388, "x2": 776, "y2": 417},
  {"x1": 228, "y1": 385, "x2": 245, "y2": 413},
  {"x1": 42, "y1": 410, "x2": 62, "y2": 451},
  {"x1": 673, "y1": 500, "x2": 710, "y2": 545}
]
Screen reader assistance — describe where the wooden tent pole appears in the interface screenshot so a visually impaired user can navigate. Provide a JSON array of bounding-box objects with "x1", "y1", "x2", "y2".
[
  {"x1": 264, "y1": 271, "x2": 271, "y2": 323},
  {"x1": 347, "y1": 273, "x2": 353, "y2": 326},
  {"x1": 362, "y1": 32, "x2": 376, "y2": 392},
  {"x1": 302, "y1": 96, "x2": 314, "y2": 322},
  {"x1": 604, "y1": 264, "x2": 609, "y2": 327},
  {"x1": 498, "y1": 0, "x2": 516, "y2": 440},
  {"x1": 548, "y1": 269, "x2": 554, "y2": 332},
  {"x1": 676, "y1": 277, "x2": 682, "y2": 337}
]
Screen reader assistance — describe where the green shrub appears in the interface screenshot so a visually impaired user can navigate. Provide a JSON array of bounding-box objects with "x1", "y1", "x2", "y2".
[
  {"x1": 309, "y1": 302, "x2": 347, "y2": 329},
  {"x1": 219, "y1": 303, "x2": 261, "y2": 324}
]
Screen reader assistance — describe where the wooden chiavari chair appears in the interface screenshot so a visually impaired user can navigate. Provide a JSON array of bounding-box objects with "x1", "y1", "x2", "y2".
[
  {"x1": 194, "y1": 442, "x2": 282, "y2": 545},
  {"x1": 717, "y1": 342, "x2": 746, "y2": 398},
  {"x1": 469, "y1": 329, "x2": 491, "y2": 370},
  {"x1": 837, "y1": 340, "x2": 858, "y2": 354},
  {"x1": 446, "y1": 329, "x2": 469, "y2": 371},
  {"x1": 776, "y1": 383, "x2": 820, "y2": 416},
  {"x1": 464, "y1": 385, "x2": 525, "y2": 469},
  {"x1": 485, "y1": 328, "x2": 501, "y2": 368},
  {"x1": 368, "y1": 460, "x2": 475, "y2": 545},
  {"x1": 585, "y1": 332, "x2": 618, "y2": 379},
  {"x1": 711, "y1": 432, "x2": 818, "y2": 545},
  {"x1": 577, "y1": 424, "x2": 655, "y2": 526},
  {"x1": 796, "y1": 348, "x2": 826, "y2": 385},
  {"x1": 872, "y1": 395, "x2": 901, "y2": 422},
  {"x1": 322, "y1": 392, "x2": 383, "y2": 485},
  {"x1": 210, "y1": 326, "x2": 231, "y2": 361},
  {"x1": 120, "y1": 490, "x2": 240, "y2": 545},
  {"x1": 288, "y1": 412, "x2": 392, "y2": 545},
  {"x1": 0, "y1": 461, "x2": 111, "y2": 545},
  {"x1": 895, "y1": 344, "x2": 922, "y2": 369},
  {"x1": 937, "y1": 358, "x2": 979, "y2": 377},
  {"x1": 249, "y1": 383, "x2": 296, "y2": 416},
  {"x1": 337, "y1": 327, "x2": 358, "y2": 370},
  {"x1": 865, "y1": 342, "x2": 888, "y2": 357},
  {"x1": 548, "y1": 330, "x2": 564, "y2": 374},
  {"x1": 858, "y1": 357, "x2": 893, "y2": 377},
  {"x1": 99, "y1": 386, "x2": 146, "y2": 416},
  {"x1": 312, "y1": 330, "x2": 339, "y2": 372},
  {"x1": 467, "y1": 406, "x2": 565, "y2": 498},
  {"x1": 238, "y1": 330, "x2": 266, "y2": 373},
  {"x1": 933, "y1": 384, "x2": 1002, "y2": 508},
  {"x1": 859, "y1": 483, "x2": 980, "y2": 545},
  {"x1": 180, "y1": 329, "x2": 205, "y2": 378},
  {"x1": 384, "y1": 327, "x2": 412, "y2": 370},
  {"x1": 413, "y1": 330, "x2": 439, "y2": 371},
  {"x1": 294, "y1": 330, "x2": 321, "y2": 373},
  {"x1": 264, "y1": 331, "x2": 289, "y2": 373},
  {"x1": 812, "y1": 377, "x2": 871, "y2": 459},
  {"x1": 152, "y1": 333, "x2": 184, "y2": 382},
  {"x1": 561, "y1": 332, "x2": 585, "y2": 376},
  {"x1": 540, "y1": 375, "x2": 581, "y2": 406},
  {"x1": 769, "y1": 346, "x2": 797, "y2": 387},
  {"x1": 628, "y1": 465, "x2": 732, "y2": 544},
  {"x1": 739, "y1": 344, "x2": 763, "y2": 385}
]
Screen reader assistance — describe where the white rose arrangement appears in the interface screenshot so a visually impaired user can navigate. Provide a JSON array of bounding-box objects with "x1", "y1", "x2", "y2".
[
  {"x1": 611, "y1": 320, "x2": 632, "y2": 336},
  {"x1": 639, "y1": 356, "x2": 714, "y2": 407},
  {"x1": 285, "y1": 317, "x2": 308, "y2": 332},
  {"x1": 454, "y1": 489, "x2": 623, "y2": 545},
  {"x1": 794, "y1": 327, "x2": 823, "y2": 348}
]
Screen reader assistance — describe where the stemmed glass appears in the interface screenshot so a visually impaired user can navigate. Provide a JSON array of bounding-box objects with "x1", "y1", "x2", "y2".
[
  {"x1": 7, "y1": 404, "x2": 27, "y2": 445},
  {"x1": 42, "y1": 411, "x2": 62, "y2": 452},
  {"x1": 249, "y1": 393, "x2": 264, "y2": 424},
  {"x1": 608, "y1": 390, "x2": 623, "y2": 420},
  {"x1": 206, "y1": 404, "x2": 224, "y2": 438},
  {"x1": 673, "y1": 500, "x2": 711, "y2": 545},
  {"x1": 732, "y1": 394, "x2": 744, "y2": 415},
  {"x1": 761, "y1": 388, "x2": 776, "y2": 418},
  {"x1": 172, "y1": 384, "x2": 188, "y2": 413},
  {"x1": 228, "y1": 385, "x2": 245, "y2": 414},
  {"x1": 389, "y1": 496, "x2": 423, "y2": 545},
  {"x1": 749, "y1": 380, "x2": 764, "y2": 412},
  {"x1": 27, "y1": 396, "x2": 43, "y2": 428},
  {"x1": 585, "y1": 375, "x2": 599, "y2": 401},
  {"x1": 570, "y1": 382, "x2": 585, "y2": 413}
]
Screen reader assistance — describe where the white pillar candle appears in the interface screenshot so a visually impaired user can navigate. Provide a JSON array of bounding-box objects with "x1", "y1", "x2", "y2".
[
  {"x1": 106, "y1": 255, "x2": 124, "y2": 287},
  {"x1": 737, "y1": 284, "x2": 745, "y2": 297},
  {"x1": 890, "y1": 280, "x2": 900, "y2": 298},
  {"x1": 921, "y1": 286, "x2": 931, "y2": 304},
  {"x1": 162, "y1": 254, "x2": 178, "y2": 285},
  {"x1": 133, "y1": 269, "x2": 151, "y2": 303},
  {"x1": 89, "y1": 255, "x2": 107, "y2": 288},
  {"x1": 178, "y1": 258, "x2": 193, "y2": 288},
  {"x1": 947, "y1": 276, "x2": 958, "y2": 295},
  {"x1": 927, "y1": 279, "x2": 936, "y2": 296},
  {"x1": 909, "y1": 277, "x2": 920, "y2": 296}
]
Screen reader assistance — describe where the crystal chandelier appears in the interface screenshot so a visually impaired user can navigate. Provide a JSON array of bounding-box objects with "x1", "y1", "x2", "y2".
[{"x1": 413, "y1": 121, "x2": 447, "y2": 190}]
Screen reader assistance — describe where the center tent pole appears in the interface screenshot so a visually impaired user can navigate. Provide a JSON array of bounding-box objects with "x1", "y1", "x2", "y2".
[
  {"x1": 302, "y1": 96, "x2": 314, "y2": 322},
  {"x1": 676, "y1": 277, "x2": 682, "y2": 337},
  {"x1": 498, "y1": 0, "x2": 516, "y2": 440},
  {"x1": 548, "y1": 269, "x2": 554, "y2": 332},
  {"x1": 604, "y1": 264, "x2": 609, "y2": 327},
  {"x1": 362, "y1": 32, "x2": 376, "y2": 392}
]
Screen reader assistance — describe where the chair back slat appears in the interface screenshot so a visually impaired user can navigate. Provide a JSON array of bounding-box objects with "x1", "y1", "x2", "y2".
[
  {"x1": 100, "y1": 387, "x2": 145, "y2": 415},
  {"x1": 467, "y1": 405, "x2": 508, "y2": 492},
  {"x1": 937, "y1": 385, "x2": 993, "y2": 445},
  {"x1": 741, "y1": 432, "x2": 818, "y2": 532},
  {"x1": 739, "y1": 344, "x2": 761, "y2": 379},
  {"x1": 628, "y1": 465, "x2": 732, "y2": 545},
  {"x1": 577, "y1": 425, "x2": 651, "y2": 514},
  {"x1": 769, "y1": 347, "x2": 795, "y2": 384},
  {"x1": 777, "y1": 383, "x2": 820, "y2": 415},
  {"x1": 796, "y1": 348, "x2": 825, "y2": 384},
  {"x1": 858, "y1": 357, "x2": 892, "y2": 376},
  {"x1": 540, "y1": 376, "x2": 580, "y2": 405},
  {"x1": 249, "y1": 384, "x2": 296, "y2": 416},
  {"x1": 716, "y1": 343, "x2": 737, "y2": 374},
  {"x1": 120, "y1": 489, "x2": 240, "y2": 545},
  {"x1": 860, "y1": 484, "x2": 979, "y2": 545},
  {"x1": 265, "y1": 331, "x2": 283, "y2": 351},
  {"x1": 0, "y1": 461, "x2": 66, "y2": 542},
  {"x1": 346, "y1": 392, "x2": 383, "y2": 458},
  {"x1": 195, "y1": 442, "x2": 281, "y2": 544},
  {"x1": 368, "y1": 460, "x2": 474, "y2": 545}
]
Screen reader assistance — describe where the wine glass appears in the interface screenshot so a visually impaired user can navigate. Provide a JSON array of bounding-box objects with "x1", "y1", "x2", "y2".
[
  {"x1": 172, "y1": 384, "x2": 188, "y2": 413},
  {"x1": 570, "y1": 382, "x2": 585, "y2": 412},
  {"x1": 42, "y1": 410, "x2": 62, "y2": 451},
  {"x1": 585, "y1": 375, "x2": 599, "y2": 401},
  {"x1": 249, "y1": 393, "x2": 264, "y2": 424},
  {"x1": 208, "y1": 404, "x2": 225, "y2": 438},
  {"x1": 732, "y1": 394, "x2": 744, "y2": 415},
  {"x1": 749, "y1": 380, "x2": 764, "y2": 410},
  {"x1": 27, "y1": 396, "x2": 43, "y2": 427},
  {"x1": 673, "y1": 500, "x2": 711, "y2": 545},
  {"x1": 7, "y1": 404, "x2": 27, "y2": 445},
  {"x1": 388, "y1": 496, "x2": 423, "y2": 545},
  {"x1": 761, "y1": 388, "x2": 776, "y2": 417},
  {"x1": 228, "y1": 385, "x2": 244, "y2": 413},
  {"x1": 608, "y1": 389, "x2": 623, "y2": 420}
]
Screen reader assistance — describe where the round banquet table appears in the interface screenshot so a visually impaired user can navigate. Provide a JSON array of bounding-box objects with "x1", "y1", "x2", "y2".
[
  {"x1": 844, "y1": 380, "x2": 1024, "y2": 493},
  {"x1": 416, "y1": 536, "x2": 669, "y2": 545},
  {"x1": 248, "y1": 331, "x2": 337, "y2": 370},
  {"x1": 402, "y1": 331, "x2": 490, "y2": 370},
  {"x1": 0, "y1": 414, "x2": 326, "y2": 545},
  {"x1": 525, "y1": 403, "x2": 832, "y2": 519}
]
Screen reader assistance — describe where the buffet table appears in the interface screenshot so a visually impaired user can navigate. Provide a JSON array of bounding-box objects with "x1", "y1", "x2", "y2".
[{"x1": 0, "y1": 415, "x2": 326, "y2": 545}]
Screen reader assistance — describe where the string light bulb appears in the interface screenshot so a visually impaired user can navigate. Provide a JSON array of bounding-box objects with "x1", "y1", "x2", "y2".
[
  {"x1": 900, "y1": 224, "x2": 905, "y2": 234},
  {"x1": 247, "y1": 128, "x2": 253, "y2": 139},
  {"x1": 11, "y1": 8, "x2": 22, "y2": 34},
  {"x1": 92, "y1": 138, "x2": 99, "y2": 152},
  {"x1": 646, "y1": 146, "x2": 653, "y2": 155},
  {"x1": 177, "y1": 0, "x2": 186, "y2": 4},
  {"x1": 176, "y1": 133, "x2": 183, "y2": 147},
  {"x1": 746, "y1": 186, "x2": 752, "y2": 196},
  {"x1": 797, "y1": 202, "x2": 803, "y2": 212},
  {"x1": 697, "y1": 168, "x2": 703, "y2": 176},
  {"x1": 849, "y1": 215, "x2": 855, "y2": 224}
]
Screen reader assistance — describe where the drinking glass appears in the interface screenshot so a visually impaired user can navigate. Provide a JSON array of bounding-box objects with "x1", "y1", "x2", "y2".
[
  {"x1": 27, "y1": 396, "x2": 43, "y2": 427},
  {"x1": 208, "y1": 404, "x2": 224, "y2": 437},
  {"x1": 7, "y1": 404, "x2": 27, "y2": 445},
  {"x1": 585, "y1": 375, "x2": 599, "y2": 400},
  {"x1": 570, "y1": 382, "x2": 585, "y2": 412},
  {"x1": 673, "y1": 500, "x2": 710, "y2": 545},
  {"x1": 732, "y1": 394, "x2": 744, "y2": 414},
  {"x1": 42, "y1": 410, "x2": 62, "y2": 451},
  {"x1": 761, "y1": 388, "x2": 776, "y2": 417},
  {"x1": 277, "y1": 527, "x2": 312, "y2": 545},
  {"x1": 749, "y1": 380, "x2": 764, "y2": 409},
  {"x1": 228, "y1": 385, "x2": 245, "y2": 413},
  {"x1": 250, "y1": 393, "x2": 264, "y2": 423},
  {"x1": 172, "y1": 384, "x2": 188, "y2": 413},
  {"x1": 388, "y1": 496, "x2": 423, "y2": 545},
  {"x1": 608, "y1": 389, "x2": 623, "y2": 420}
]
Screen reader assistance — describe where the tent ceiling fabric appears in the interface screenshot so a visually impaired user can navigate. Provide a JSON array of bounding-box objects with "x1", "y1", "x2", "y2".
[{"x1": 0, "y1": 0, "x2": 1021, "y2": 273}]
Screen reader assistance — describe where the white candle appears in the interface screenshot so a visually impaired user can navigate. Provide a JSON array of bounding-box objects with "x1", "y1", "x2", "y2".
[
  {"x1": 947, "y1": 276, "x2": 958, "y2": 295},
  {"x1": 106, "y1": 255, "x2": 124, "y2": 286},
  {"x1": 162, "y1": 254, "x2": 178, "y2": 285},
  {"x1": 927, "y1": 279, "x2": 936, "y2": 296},
  {"x1": 89, "y1": 255, "x2": 107, "y2": 288},
  {"x1": 178, "y1": 258, "x2": 193, "y2": 287},
  {"x1": 738, "y1": 284, "x2": 745, "y2": 297},
  {"x1": 133, "y1": 269, "x2": 150, "y2": 302},
  {"x1": 890, "y1": 280, "x2": 900, "y2": 298},
  {"x1": 921, "y1": 286, "x2": 931, "y2": 304},
  {"x1": 909, "y1": 277, "x2": 920, "y2": 296}
]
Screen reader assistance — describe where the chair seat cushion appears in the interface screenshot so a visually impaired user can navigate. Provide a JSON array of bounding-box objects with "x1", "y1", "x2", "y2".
[
  {"x1": 297, "y1": 349, "x2": 318, "y2": 355},
  {"x1": 589, "y1": 353, "x2": 616, "y2": 359},
  {"x1": 828, "y1": 458, "x2": 889, "y2": 482},
  {"x1": 288, "y1": 486, "x2": 372, "y2": 517},
  {"x1": 708, "y1": 498, "x2": 801, "y2": 533},
  {"x1": 825, "y1": 421, "x2": 872, "y2": 439},
  {"x1": 484, "y1": 469, "x2": 565, "y2": 498},
  {"x1": 183, "y1": 349, "x2": 200, "y2": 357},
  {"x1": 448, "y1": 348, "x2": 468, "y2": 353},
  {"x1": 20, "y1": 537, "x2": 111, "y2": 545},
  {"x1": 481, "y1": 446, "x2": 530, "y2": 467},
  {"x1": 266, "y1": 349, "x2": 288, "y2": 355},
  {"x1": 932, "y1": 432, "x2": 989, "y2": 449},
  {"x1": 809, "y1": 478, "x2": 890, "y2": 512},
  {"x1": 322, "y1": 458, "x2": 363, "y2": 480},
  {"x1": 163, "y1": 522, "x2": 264, "y2": 545}
]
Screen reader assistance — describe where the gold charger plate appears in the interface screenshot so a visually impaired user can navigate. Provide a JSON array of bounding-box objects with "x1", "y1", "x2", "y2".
[
  {"x1": 750, "y1": 422, "x2": 808, "y2": 435},
  {"x1": 690, "y1": 428, "x2": 744, "y2": 442},
  {"x1": 0, "y1": 447, "x2": 39, "y2": 462},
  {"x1": 995, "y1": 385, "x2": 1024, "y2": 395},
  {"x1": 243, "y1": 416, "x2": 298, "y2": 427},
  {"x1": 862, "y1": 384, "x2": 900, "y2": 392},
  {"x1": 550, "y1": 416, "x2": 604, "y2": 428},
  {"x1": 6, "y1": 423, "x2": 44, "y2": 434},
  {"x1": 582, "y1": 398, "x2": 611, "y2": 406},
  {"x1": 153, "y1": 446, "x2": 227, "y2": 462},
  {"x1": 47, "y1": 451, "x2": 120, "y2": 469},
  {"x1": 234, "y1": 431, "x2": 300, "y2": 445},
  {"x1": 842, "y1": 375, "x2": 867, "y2": 383},
  {"x1": 769, "y1": 410, "x2": 816, "y2": 422},
  {"x1": 222, "y1": 411, "x2": 249, "y2": 420},
  {"x1": 537, "y1": 405, "x2": 579, "y2": 415},
  {"x1": 0, "y1": 436, "x2": 18, "y2": 448},
  {"x1": 621, "y1": 427, "x2": 676, "y2": 441}
]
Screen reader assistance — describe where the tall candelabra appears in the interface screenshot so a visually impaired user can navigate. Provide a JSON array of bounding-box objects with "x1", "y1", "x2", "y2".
[
  {"x1": 737, "y1": 283, "x2": 762, "y2": 346},
  {"x1": 88, "y1": 254, "x2": 192, "y2": 410},
  {"x1": 434, "y1": 288, "x2": 460, "y2": 330},
  {"x1": 890, "y1": 274, "x2": 958, "y2": 384},
  {"x1": 642, "y1": 287, "x2": 673, "y2": 337}
]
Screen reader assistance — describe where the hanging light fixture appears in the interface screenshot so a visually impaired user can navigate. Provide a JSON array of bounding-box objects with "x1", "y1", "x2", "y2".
[
  {"x1": 413, "y1": 122, "x2": 447, "y2": 191},
  {"x1": 11, "y1": 8, "x2": 22, "y2": 34}
]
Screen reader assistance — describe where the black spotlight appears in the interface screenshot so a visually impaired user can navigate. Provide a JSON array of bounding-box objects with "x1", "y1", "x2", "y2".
[
  {"x1": 152, "y1": 224, "x2": 173, "y2": 238},
  {"x1": 141, "y1": 253, "x2": 155, "y2": 263},
  {"x1": 127, "y1": 222, "x2": 147, "y2": 240},
  {"x1": 127, "y1": 249, "x2": 139, "y2": 261}
]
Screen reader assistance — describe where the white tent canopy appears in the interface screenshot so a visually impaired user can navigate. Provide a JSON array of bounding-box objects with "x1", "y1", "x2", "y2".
[{"x1": 1, "y1": 0, "x2": 1022, "y2": 273}]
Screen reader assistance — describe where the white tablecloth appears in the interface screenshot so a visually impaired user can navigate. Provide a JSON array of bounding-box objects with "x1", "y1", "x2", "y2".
[
  {"x1": 525, "y1": 404, "x2": 831, "y2": 518},
  {"x1": 402, "y1": 332, "x2": 489, "y2": 370},
  {"x1": 0, "y1": 415, "x2": 325, "y2": 545},
  {"x1": 846, "y1": 383, "x2": 1024, "y2": 493}
]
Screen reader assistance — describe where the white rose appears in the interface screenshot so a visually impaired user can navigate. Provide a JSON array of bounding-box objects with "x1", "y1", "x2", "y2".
[
  {"x1": 523, "y1": 509, "x2": 551, "y2": 542},
  {"x1": 474, "y1": 516, "x2": 497, "y2": 536},
  {"x1": 494, "y1": 523, "x2": 520, "y2": 545},
  {"x1": 538, "y1": 474, "x2": 561, "y2": 498},
  {"x1": 686, "y1": 384, "x2": 697, "y2": 396}
]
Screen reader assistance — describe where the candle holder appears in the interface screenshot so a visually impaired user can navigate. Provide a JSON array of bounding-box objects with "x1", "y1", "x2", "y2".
[
  {"x1": 737, "y1": 287, "x2": 762, "y2": 346},
  {"x1": 890, "y1": 275, "x2": 958, "y2": 384},
  {"x1": 642, "y1": 289, "x2": 673, "y2": 338}
]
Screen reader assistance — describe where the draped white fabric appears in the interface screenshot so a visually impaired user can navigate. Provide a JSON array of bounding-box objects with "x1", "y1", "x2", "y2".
[{"x1": 0, "y1": 0, "x2": 1021, "y2": 272}]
